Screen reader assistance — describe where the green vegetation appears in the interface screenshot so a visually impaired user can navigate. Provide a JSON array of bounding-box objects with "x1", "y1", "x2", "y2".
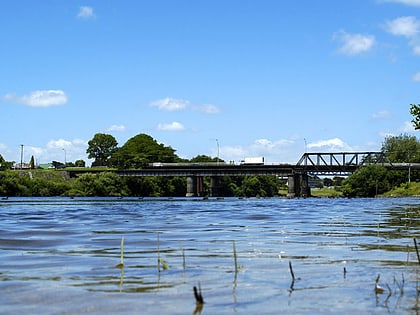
[
  {"x1": 0, "y1": 116, "x2": 418, "y2": 198},
  {"x1": 87, "y1": 133, "x2": 119, "y2": 167},
  {"x1": 411, "y1": 104, "x2": 420, "y2": 130},
  {"x1": 342, "y1": 134, "x2": 419, "y2": 197},
  {"x1": 382, "y1": 182, "x2": 420, "y2": 197},
  {"x1": 310, "y1": 187, "x2": 343, "y2": 198},
  {"x1": 109, "y1": 133, "x2": 180, "y2": 169}
]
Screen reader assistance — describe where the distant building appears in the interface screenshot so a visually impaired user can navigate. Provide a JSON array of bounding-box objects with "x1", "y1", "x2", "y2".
[
  {"x1": 39, "y1": 163, "x2": 54, "y2": 170},
  {"x1": 308, "y1": 175, "x2": 323, "y2": 188},
  {"x1": 12, "y1": 163, "x2": 32, "y2": 170}
]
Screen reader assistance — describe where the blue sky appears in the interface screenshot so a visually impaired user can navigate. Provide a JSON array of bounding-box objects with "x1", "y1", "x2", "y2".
[{"x1": 1, "y1": 0, "x2": 419, "y2": 166}]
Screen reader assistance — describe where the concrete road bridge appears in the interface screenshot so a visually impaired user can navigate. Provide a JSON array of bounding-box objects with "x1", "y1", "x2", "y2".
[{"x1": 68, "y1": 152, "x2": 419, "y2": 197}]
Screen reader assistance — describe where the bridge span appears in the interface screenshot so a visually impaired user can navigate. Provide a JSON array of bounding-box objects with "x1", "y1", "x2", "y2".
[{"x1": 68, "y1": 152, "x2": 419, "y2": 197}]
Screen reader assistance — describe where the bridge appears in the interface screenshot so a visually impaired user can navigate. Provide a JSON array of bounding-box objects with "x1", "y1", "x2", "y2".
[{"x1": 68, "y1": 152, "x2": 419, "y2": 197}]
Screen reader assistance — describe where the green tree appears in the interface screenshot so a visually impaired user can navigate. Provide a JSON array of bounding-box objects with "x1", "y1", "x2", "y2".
[
  {"x1": 410, "y1": 104, "x2": 420, "y2": 130},
  {"x1": 74, "y1": 172, "x2": 127, "y2": 196},
  {"x1": 75, "y1": 159, "x2": 86, "y2": 167},
  {"x1": 381, "y1": 134, "x2": 420, "y2": 185},
  {"x1": 111, "y1": 133, "x2": 178, "y2": 169},
  {"x1": 87, "y1": 133, "x2": 118, "y2": 167},
  {"x1": 0, "y1": 154, "x2": 6, "y2": 170},
  {"x1": 382, "y1": 134, "x2": 420, "y2": 163},
  {"x1": 342, "y1": 165, "x2": 390, "y2": 197},
  {"x1": 190, "y1": 155, "x2": 220, "y2": 163},
  {"x1": 30, "y1": 155, "x2": 35, "y2": 169}
]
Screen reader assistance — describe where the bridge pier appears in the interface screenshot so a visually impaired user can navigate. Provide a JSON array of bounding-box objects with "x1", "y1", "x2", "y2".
[
  {"x1": 186, "y1": 176, "x2": 203, "y2": 197},
  {"x1": 301, "y1": 173, "x2": 311, "y2": 197},
  {"x1": 210, "y1": 176, "x2": 219, "y2": 197},
  {"x1": 287, "y1": 174, "x2": 300, "y2": 198},
  {"x1": 287, "y1": 173, "x2": 310, "y2": 198}
]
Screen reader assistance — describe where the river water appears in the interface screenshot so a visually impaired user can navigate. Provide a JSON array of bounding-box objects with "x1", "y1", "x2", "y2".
[{"x1": 0, "y1": 197, "x2": 419, "y2": 314}]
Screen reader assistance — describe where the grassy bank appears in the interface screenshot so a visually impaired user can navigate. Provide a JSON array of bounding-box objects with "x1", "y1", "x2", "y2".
[
  {"x1": 310, "y1": 187, "x2": 343, "y2": 198},
  {"x1": 382, "y1": 182, "x2": 420, "y2": 197}
]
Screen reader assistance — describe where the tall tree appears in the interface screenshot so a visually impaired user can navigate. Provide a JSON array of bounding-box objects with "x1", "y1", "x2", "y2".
[
  {"x1": 86, "y1": 133, "x2": 118, "y2": 167},
  {"x1": 381, "y1": 134, "x2": 420, "y2": 163},
  {"x1": 30, "y1": 155, "x2": 35, "y2": 169},
  {"x1": 110, "y1": 133, "x2": 179, "y2": 169},
  {"x1": 410, "y1": 104, "x2": 420, "y2": 130}
]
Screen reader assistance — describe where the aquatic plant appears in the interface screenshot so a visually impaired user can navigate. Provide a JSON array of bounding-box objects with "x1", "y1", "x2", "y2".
[
  {"x1": 233, "y1": 240, "x2": 238, "y2": 274},
  {"x1": 414, "y1": 238, "x2": 420, "y2": 265},
  {"x1": 157, "y1": 232, "x2": 169, "y2": 271},
  {"x1": 193, "y1": 283, "x2": 204, "y2": 304},
  {"x1": 115, "y1": 236, "x2": 124, "y2": 269}
]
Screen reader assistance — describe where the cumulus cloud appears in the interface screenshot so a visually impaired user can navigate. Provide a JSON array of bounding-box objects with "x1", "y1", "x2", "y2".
[
  {"x1": 106, "y1": 124, "x2": 126, "y2": 132},
  {"x1": 150, "y1": 97, "x2": 220, "y2": 114},
  {"x1": 307, "y1": 138, "x2": 352, "y2": 151},
  {"x1": 385, "y1": 16, "x2": 420, "y2": 37},
  {"x1": 4, "y1": 90, "x2": 68, "y2": 107},
  {"x1": 219, "y1": 137, "x2": 299, "y2": 163},
  {"x1": 413, "y1": 72, "x2": 420, "y2": 81},
  {"x1": 157, "y1": 121, "x2": 185, "y2": 131},
  {"x1": 385, "y1": 16, "x2": 420, "y2": 54},
  {"x1": 77, "y1": 6, "x2": 95, "y2": 19},
  {"x1": 333, "y1": 30, "x2": 375, "y2": 55},
  {"x1": 44, "y1": 138, "x2": 88, "y2": 162}
]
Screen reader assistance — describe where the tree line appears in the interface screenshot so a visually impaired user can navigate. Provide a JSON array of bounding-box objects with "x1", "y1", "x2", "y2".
[{"x1": 0, "y1": 105, "x2": 419, "y2": 197}]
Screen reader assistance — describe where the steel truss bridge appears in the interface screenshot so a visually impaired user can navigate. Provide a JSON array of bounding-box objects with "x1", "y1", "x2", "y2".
[{"x1": 68, "y1": 152, "x2": 419, "y2": 197}]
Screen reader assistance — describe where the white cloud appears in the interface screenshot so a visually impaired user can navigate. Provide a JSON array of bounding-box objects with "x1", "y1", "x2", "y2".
[
  {"x1": 106, "y1": 124, "x2": 126, "y2": 132},
  {"x1": 193, "y1": 104, "x2": 220, "y2": 114},
  {"x1": 385, "y1": 16, "x2": 420, "y2": 37},
  {"x1": 400, "y1": 121, "x2": 416, "y2": 132},
  {"x1": 334, "y1": 30, "x2": 375, "y2": 55},
  {"x1": 47, "y1": 139, "x2": 73, "y2": 149},
  {"x1": 157, "y1": 121, "x2": 185, "y2": 131},
  {"x1": 372, "y1": 110, "x2": 392, "y2": 120},
  {"x1": 385, "y1": 16, "x2": 420, "y2": 54},
  {"x1": 1, "y1": 139, "x2": 89, "y2": 164},
  {"x1": 307, "y1": 138, "x2": 352, "y2": 151},
  {"x1": 413, "y1": 72, "x2": 420, "y2": 81},
  {"x1": 411, "y1": 37, "x2": 420, "y2": 55},
  {"x1": 4, "y1": 90, "x2": 68, "y2": 107},
  {"x1": 77, "y1": 6, "x2": 95, "y2": 19},
  {"x1": 381, "y1": 0, "x2": 420, "y2": 6},
  {"x1": 218, "y1": 137, "x2": 299, "y2": 163},
  {"x1": 150, "y1": 98, "x2": 189, "y2": 111},
  {"x1": 150, "y1": 97, "x2": 220, "y2": 113}
]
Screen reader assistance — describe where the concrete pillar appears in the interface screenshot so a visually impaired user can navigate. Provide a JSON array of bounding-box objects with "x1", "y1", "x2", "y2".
[
  {"x1": 186, "y1": 176, "x2": 204, "y2": 197},
  {"x1": 186, "y1": 176, "x2": 197, "y2": 197},
  {"x1": 287, "y1": 174, "x2": 300, "y2": 198},
  {"x1": 210, "y1": 176, "x2": 219, "y2": 197},
  {"x1": 196, "y1": 176, "x2": 203, "y2": 197},
  {"x1": 301, "y1": 173, "x2": 311, "y2": 197}
]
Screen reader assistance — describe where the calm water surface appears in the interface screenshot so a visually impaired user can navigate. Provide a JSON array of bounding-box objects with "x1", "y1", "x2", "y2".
[{"x1": 0, "y1": 197, "x2": 419, "y2": 314}]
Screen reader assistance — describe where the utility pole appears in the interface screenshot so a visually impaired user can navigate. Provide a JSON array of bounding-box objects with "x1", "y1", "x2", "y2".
[
  {"x1": 63, "y1": 148, "x2": 67, "y2": 167},
  {"x1": 20, "y1": 144, "x2": 24, "y2": 169},
  {"x1": 216, "y1": 139, "x2": 220, "y2": 164}
]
